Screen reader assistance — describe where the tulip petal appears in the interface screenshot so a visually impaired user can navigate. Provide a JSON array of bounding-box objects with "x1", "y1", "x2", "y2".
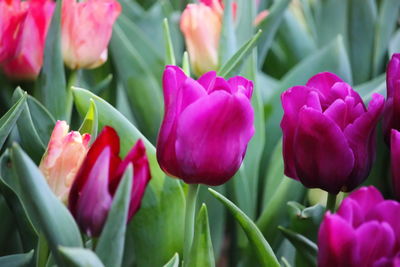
[
  {"x1": 228, "y1": 76, "x2": 253, "y2": 99},
  {"x1": 75, "y1": 147, "x2": 113, "y2": 237},
  {"x1": 306, "y1": 72, "x2": 343, "y2": 97},
  {"x1": 281, "y1": 85, "x2": 315, "y2": 180},
  {"x1": 175, "y1": 90, "x2": 254, "y2": 185},
  {"x1": 293, "y1": 107, "x2": 354, "y2": 193},
  {"x1": 197, "y1": 70, "x2": 217, "y2": 91},
  {"x1": 109, "y1": 139, "x2": 151, "y2": 220},
  {"x1": 157, "y1": 67, "x2": 207, "y2": 178},
  {"x1": 317, "y1": 213, "x2": 356, "y2": 267},
  {"x1": 343, "y1": 93, "x2": 385, "y2": 191},
  {"x1": 392, "y1": 130, "x2": 400, "y2": 199},
  {"x1": 354, "y1": 221, "x2": 395, "y2": 266},
  {"x1": 366, "y1": 201, "x2": 400, "y2": 250},
  {"x1": 69, "y1": 126, "x2": 120, "y2": 214}
]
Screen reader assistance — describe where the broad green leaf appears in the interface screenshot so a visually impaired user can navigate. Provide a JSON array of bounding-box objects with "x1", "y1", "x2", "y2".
[
  {"x1": 218, "y1": 0, "x2": 237, "y2": 64},
  {"x1": 0, "y1": 152, "x2": 37, "y2": 252},
  {"x1": 348, "y1": 0, "x2": 377, "y2": 84},
  {"x1": 78, "y1": 99, "x2": 98, "y2": 141},
  {"x1": 278, "y1": 227, "x2": 318, "y2": 267},
  {"x1": 389, "y1": 29, "x2": 400, "y2": 56},
  {"x1": 0, "y1": 195, "x2": 23, "y2": 255},
  {"x1": 163, "y1": 253, "x2": 179, "y2": 267},
  {"x1": 163, "y1": 18, "x2": 176, "y2": 66},
  {"x1": 96, "y1": 165, "x2": 133, "y2": 267},
  {"x1": 355, "y1": 74, "x2": 386, "y2": 103},
  {"x1": 58, "y1": 247, "x2": 104, "y2": 267},
  {"x1": 0, "y1": 92, "x2": 26, "y2": 150},
  {"x1": 287, "y1": 203, "x2": 324, "y2": 242},
  {"x1": 10, "y1": 144, "x2": 82, "y2": 265},
  {"x1": 110, "y1": 21, "x2": 163, "y2": 143},
  {"x1": 208, "y1": 188, "x2": 279, "y2": 267},
  {"x1": 0, "y1": 250, "x2": 34, "y2": 267},
  {"x1": 313, "y1": 0, "x2": 348, "y2": 48},
  {"x1": 258, "y1": 140, "x2": 305, "y2": 248},
  {"x1": 12, "y1": 88, "x2": 56, "y2": 164},
  {"x1": 35, "y1": 0, "x2": 70, "y2": 120},
  {"x1": 73, "y1": 87, "x2": 185, "y2": 266},
  {"x1": 257, "y1": 0, "x2": 291, "y2": 65},
  {"x1": 218, "y1": 30, "x2": 262, "y2": 78},
  {"x1": 37, "y1": 233, "x2": 49, "y2": 267},
  {"x1": 372, "y1": 0, "x2": 400, "y2": 76},
  {"x1": 187, "y1": 204, "x2": 215, "y2": 267}
]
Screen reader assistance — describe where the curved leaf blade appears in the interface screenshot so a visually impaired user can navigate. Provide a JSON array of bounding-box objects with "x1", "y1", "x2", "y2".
[{"x1": 59, "y1": 247, "x2": 104, "y2": 267}]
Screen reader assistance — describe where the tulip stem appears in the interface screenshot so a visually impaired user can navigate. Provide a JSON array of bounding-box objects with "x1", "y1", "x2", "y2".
[
  {"x1": 183, "y1": 183, "x2": 200, "y2": 265},
  {"x1": 326, "y1": 193, "x2": 337, "y2": 212}
]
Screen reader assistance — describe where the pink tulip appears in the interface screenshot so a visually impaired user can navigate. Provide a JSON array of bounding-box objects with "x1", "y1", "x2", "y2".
[
  {"x1": 0, "y1": 0, "x2": 55, "y2": 80},
  {"x1": 156, "y1": 66, "x2": 254, "y2": 186},
  {"x1": 180, "y1": 1, "x2": 222, "y2": 76},
  {"x1": 39, "y1": 121, "x2": 90, "y2": 203},
  {"x1": 61, "y1": 0, "x2": 121, "y2": 69}
]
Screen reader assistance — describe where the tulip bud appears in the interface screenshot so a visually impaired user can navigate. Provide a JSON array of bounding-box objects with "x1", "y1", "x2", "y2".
[
  {"x1": 0, "y1": 0, "x2": 55, "y2": 80},
  {"x1": 383, "y1": 53, "x2": 400, "y2": 144},
  {"x1": 39, "y1": 121, "x2": 90, "y2": 203},
  {"x1": 61, "y1": 0, "x2": 121, "y2": 69},
  {"x1": 180, "y1": 1, "x2": 222, "y2": 76},
  {"x1": 318, "y1": 186, "x2": 400, "y2": 267},
  {"x1": 391, "y1": 129, "x2": 400, "y2": 199},
  {"x1": 281, "y1": 72, "x2": 384, "y2": 194},
  {"x1": 157, "y1": 66, "x2": 254, "y2": 186},
  {"x1": 69, "y1": 126, "x2": 151, "y2": 237}
]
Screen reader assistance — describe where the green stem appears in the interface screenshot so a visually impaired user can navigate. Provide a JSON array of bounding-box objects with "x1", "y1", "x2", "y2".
[
  {"x1": 183, "y1": 183, "x2": 199, "y2": 266},
  {"x1": 326, "y1": 193, "x2": 337, "y2": 213}
]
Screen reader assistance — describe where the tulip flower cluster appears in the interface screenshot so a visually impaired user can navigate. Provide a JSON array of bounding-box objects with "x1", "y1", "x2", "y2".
[
  {"x1": 0, "y1": 0, "x2": 121, "y2": 80},
  {"x1": 281, "y1": 72, "x2": 384, "y2": 194},
  {"x1": 318, "y1": 186, "x2": 400, "y2": 267},
  {"x1": 157, "y1": 66, "x2": 254, "y2": 186}
]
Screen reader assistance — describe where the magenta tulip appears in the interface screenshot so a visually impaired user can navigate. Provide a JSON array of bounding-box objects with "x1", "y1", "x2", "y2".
[
  {"x1": 156, "y1": 66, "x2": 254, "y2": 186},
  {"x1": 281, "y1": 72, "x2": 384, "y2": 194},
  {"x1": 318, "y1": 186, "x2": 400, "y2": 267},
  {"x1": 383, "y1": 53, "x2": 400, "y2": 144},
  {"x1": 391, "y1": 129, "x2": 400, "y2": 199},
  {"x1": 69, "y1": 126, "x2": 151, "y2": 237}
]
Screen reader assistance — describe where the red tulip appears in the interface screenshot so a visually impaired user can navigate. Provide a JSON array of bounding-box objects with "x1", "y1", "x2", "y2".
[
  {"x1": 69, "y1": 126, "x2": 151, "y2": 237},
  {"x1": 0, "y1": 0, "x2": 55, "y2": 80}
]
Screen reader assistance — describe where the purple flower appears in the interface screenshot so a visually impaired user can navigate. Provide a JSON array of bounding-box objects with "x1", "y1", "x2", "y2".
[
  {"x1": 281, "y1": 72, "x2": 384, "y2": 194},
  {"x1": 156, "y1": 65, "x2": 255, "y2": 186},
  {"x1": 383, "y1": 54, "x2": 400, "y2": 144},
  {"x1": 318, "y1": 186, "x2": 400, "y2": 267},
  {"x1": 391, "y1": 129, "x2": 400, "y2": 199}
]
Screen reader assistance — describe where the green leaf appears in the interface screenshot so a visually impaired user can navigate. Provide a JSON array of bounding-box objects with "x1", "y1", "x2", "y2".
[
  {"x1": 78, "y1": 99, "x2": 98, "y2": 141},
  {"x1": 287, "y1": 203, "x2": 324, "y2": 242},
  {"x1": 110, "y1": 21, "x2": 163, "y2": 142},
  {"x1": 218, "y1": 0, "x2": 237, "y2": 64},
  {"x1": 0, "y1": 92, "x2": 26, "y2": 150},
  {"x1": 389, "y1": 29, "x2": 400, "y2": 56},
  {"x1": 73, "y1": 87, "x2": 186, "y2": 266},
  {"x1": 348, "y1": 0, "x2": 377, "y2": 84},
  {"x1": 372, "y1": 0, "x2": 400, "y2": 76},
  {"x1": 182, "y1": 51, "x2": 191, "y2": 76},
  {"x1": 163, "y1": 18, "x2": 176, "y2": 66},
  {"x1": 58, "y1": 247, "x2": 104, "y2": 267},
  {"x1": 257, "y1": 0, "x2": 291, "y2": 65},
  {"x1": 218, "y1": 30, "x2": 262, "y2": 78},
  {"x1": 355, "y1": 74, "x2": 386, "y2": 103},
  {"x1": 96, "y1": 165, "x2": 133, "y2": 267},
  {"x1": 35, "y1": 0, "x2": 70, "y2": 120},
  {"x1": 208, "y1": 188, "x2": 279, "y2": 267},
  {"x1": 12, "y1": 88, "x2": 56, "y2": 164},
  {"x1": 278, "y1": 227, "x2": 318, "y2": 267},
  {"x1": 0, "y1": 250, "x2": 34, "y2": 267},
  {"x1": 10, "y1": 144, "x2": 82, "y2": 266},
  {"x1": 163, "y1": 253, "x2": 179, "y2": 267},
  {"x1": 257, "y1": 140, "x2": 305, "y2": 248},
  {"x1": 187, "y1": 204, "x2": 215, "y2": 267}
]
